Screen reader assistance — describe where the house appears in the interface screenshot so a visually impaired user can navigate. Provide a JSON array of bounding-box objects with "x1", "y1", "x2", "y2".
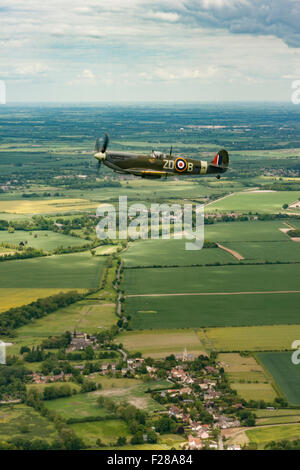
[
  {"x1": 169, "y1": 406, "x2": 182, "y2": 418},
  {"x1": 188, "y1": 436, "x2": 203, "y2": 450},
  {"x1": 227, "y1": 445, "x2": 241, "y2": 451}
]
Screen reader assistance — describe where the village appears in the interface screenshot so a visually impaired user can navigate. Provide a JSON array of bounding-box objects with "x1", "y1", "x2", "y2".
[{"x1": 27, "y1": 332, "x2": 248, "y2": 450}]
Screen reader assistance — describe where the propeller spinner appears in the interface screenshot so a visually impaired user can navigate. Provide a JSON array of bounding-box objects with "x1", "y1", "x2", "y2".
[{"x1": 94, "y1": 133, "x2": 109, "y2": 172}]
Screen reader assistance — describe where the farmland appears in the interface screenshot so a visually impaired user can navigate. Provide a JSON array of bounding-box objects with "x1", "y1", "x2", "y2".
[
  {"x1": 126, "y1": 292, "x2": 300, "y2": 329},
  {"x1": 117, "y1": 329, "x2": 207, "y2": 358},
  {"x1": 218, "y1": 353, "x2": 277, "y2": 402},
  {"x1": 123, "y1": 264, "x2": 300, "y2": 296},
  {"x1": 0, "y1": 252, "x2": 105, "y2": 289},
  {"x1": 202, "y1": 325, "x2": 300, "y2": 352},
  {"x1": 258, "y1": 352, "x2": 300, "y2": 405},
  {"x1": 205, "y1": 191, "x2": 300, "y2": 214},
  {"x1": 1, "y1": 103, "x2": 300, "y2": 450},
  {"x1": 0, "y1": 404, "x2": 59, "y2": 443},
  {"x1": 122, "y1": 240, "x2": 236, "y2": 267},
  {"x1": 246, "y1": 424, "x2": 300, "y2": 449},
  {"x1": 0, "y1": 230, "x2": 86, "y2": 251}
]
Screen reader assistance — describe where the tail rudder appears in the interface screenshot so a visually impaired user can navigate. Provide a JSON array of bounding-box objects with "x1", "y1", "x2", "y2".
[{"x1": 211, "y1": 149, "x2": 229, "y2": 168}]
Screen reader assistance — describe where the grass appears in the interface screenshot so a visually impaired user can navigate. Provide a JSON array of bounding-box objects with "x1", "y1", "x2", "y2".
[
  {"x1": 202, "y1": 325, "x2": 300, "y2": 352},
  {"x1": 122, "y1": 240, "x2": 236, "y2": 267},
  {"x1": 246, "y1": 424, "x2": 300, "y2": 448},
  {"x1": 218, "y1": 353, "x2": 277, "y2": 402},
  {"x1": 231, "y1": 383, "x2": 277, "y2": 402},
  {"x1": 0, "y1": 403, "x2": 59, "y2": 443},
  {"x1": 204, "y1": 220, "x2": 288, "y2": 242},
  {"x1": 123, "y1": 264, "x2": 300, "y2": 295},
  {"x1": 126, "y1": 292, "x2": 300, "y2": 329},
  {"x1": 0, "y1": 198, "x2": 99, "y2": 214},
  {"x1": 258, "y1": 352, "x2": 300, "y2": 405},
  {"x1": 45, "y1": 379, "x2": 166, "y2": 419},
  {"x1": 223, "y1": 241, "x2": 300, "y2": 263},
  {"x1": 0, "y1": 288, "x2": 83, "y2": 313},
  {"x1": 26, "y1": 382, "x2": 81, "y2": 393},
  {"x1": 70, "y1": 420, "x2": 131, "y2": 447},
  {"x1": 206, "y1": 191, "x2": 300, "y2": 214},
  {"x1": 10, "y1": 299, "x2": 116, "y2": 342},
  {"x1": 0, "y1": 230, "x2": 86, "y2": 251},
  {"x1": 117, "y1": 329, "x2": 207, "y2": 358},
  {"x1": 0, "y1": 252, "x2": 106, "y2": 288}
]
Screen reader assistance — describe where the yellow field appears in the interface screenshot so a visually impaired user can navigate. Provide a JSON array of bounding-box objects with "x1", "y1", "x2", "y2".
[
  {"x1": 202, "y1": 325, "x2": 300, "y2": 352},
  {"x1": 0, "y1": 288, "x2": 87, "y2": 312},
  {"x1": 117, "y1": 329, "x2": 207, "y2": 358},
  {"x1": 0, "y1": 198, "x2": 99, "y2": 214},
  {"x1": 218, "y1": 353, "x2": 278, "y2": 402}
]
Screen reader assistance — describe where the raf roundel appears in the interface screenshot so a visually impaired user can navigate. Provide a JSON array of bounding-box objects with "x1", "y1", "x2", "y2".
[{"x1": 175, "y1": 157, "x2": 187, "y2": 172}]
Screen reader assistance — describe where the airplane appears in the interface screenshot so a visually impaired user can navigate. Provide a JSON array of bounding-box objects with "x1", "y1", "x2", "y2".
[{"x1": 94, "y1": 133, "x2": 229, "y2": 179}]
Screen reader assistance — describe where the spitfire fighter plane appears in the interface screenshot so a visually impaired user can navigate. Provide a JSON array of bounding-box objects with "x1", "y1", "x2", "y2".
[{"x1": 94, "y1": 134, "x2": 229, "y2": 179}]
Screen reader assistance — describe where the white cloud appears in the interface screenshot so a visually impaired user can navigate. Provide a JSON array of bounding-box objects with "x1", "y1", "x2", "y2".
[{"x1": 145, "y1": 11, "x2": 179, "y2": 22}]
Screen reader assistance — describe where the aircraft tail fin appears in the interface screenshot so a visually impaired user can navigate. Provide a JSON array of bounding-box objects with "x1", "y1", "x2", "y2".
[{"x1": 210, "y1": 149, "x2": 229, "y2": 168}]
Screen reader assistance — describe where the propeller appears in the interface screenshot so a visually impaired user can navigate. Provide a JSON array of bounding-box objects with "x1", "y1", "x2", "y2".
[
  {"x1": 94, "y1": 133, "x2": 109, "y2": 173},
  {"x1": 169, "y1": 145, "x2": 173, "y2": 157}
]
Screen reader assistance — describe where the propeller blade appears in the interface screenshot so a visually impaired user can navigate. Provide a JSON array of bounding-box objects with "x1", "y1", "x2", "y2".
[
  {"x1": 95, "y1": 137, "x2": 100, "y2": 152},
  {"x1": 169, "y1": 145, "x2": 173, "y2": 157},
  {"x1": 96, "y1": 160, "x2": 101, "y2": 174},
  {"x1": 101, "y1": 133, "x2": 109, "y2": 153}
]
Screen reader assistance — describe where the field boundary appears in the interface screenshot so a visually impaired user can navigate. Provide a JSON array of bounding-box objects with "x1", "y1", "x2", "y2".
[{"x1": 127, "y1": 290, "x2": 300, "y2": 298}]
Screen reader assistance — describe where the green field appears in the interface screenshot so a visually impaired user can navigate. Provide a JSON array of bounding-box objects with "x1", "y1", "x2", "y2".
[
  {"x1": 223, "y1": 241, "x2": 300, "y2": 262},
  {"x1": 0, "y1": 230, "x2": 86, "y2": 251},
  {"x1": 0, "y1": 252, "x2": 105, "y2": 288},
  {"x1": 246, "y1": 424, "x2": 300, "y2": 448},
  {"x1": 118, "y1": 329, "x2": 207, "y2": 358},
  {"x1": 0, "y1": 404, "x2": 59, "y2": 443},
  {"x1": 258, "y1": 352, "x2": 300, "y2": 405},
  {"x1": 126, "y1": 293, "x2": 300, "y2": 329},
  {"x1": 203, "y1": 325, "x2": 300, "y2": 352},
  {"x1": 204, "y1": 220, "x2": 288, "y2": 242},
  {"x1": 206, "y1": 191, "x2": 300, "y2": 214},
  {"x1": 123, "y1": 264, "x2": 300, "y2": 295},
  {"x1": 70, "y1": 420, "x2": 131, "y2": 447},
  {"x1": 14, "y1": 299, "x2": 116, "y2": 339},
  {"x1": 122, "y1": 240, "x2": 236, "y2": 267},
  {"x1": 45, "y1": 379, "x2": 166, "y2": 420}
]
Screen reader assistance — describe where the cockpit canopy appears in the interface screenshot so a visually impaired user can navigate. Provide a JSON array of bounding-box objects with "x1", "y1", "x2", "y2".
[{"x1": 152, "y1": 151, "x2": 165, "y2": 159}]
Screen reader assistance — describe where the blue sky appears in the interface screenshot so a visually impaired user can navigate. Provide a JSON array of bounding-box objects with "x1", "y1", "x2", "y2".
[{"x1": 1, "y1": 0, "x2": 300, "y2": 102}]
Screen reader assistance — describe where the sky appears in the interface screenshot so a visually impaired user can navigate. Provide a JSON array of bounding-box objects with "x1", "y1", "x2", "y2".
[{"x1": 1, "y1": 0, "x2": 300, "y2": 102}]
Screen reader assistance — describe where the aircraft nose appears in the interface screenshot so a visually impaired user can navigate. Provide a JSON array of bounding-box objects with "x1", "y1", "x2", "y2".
[{"x1": 94, "y1": 152, "x2": 106, "y2": 161}]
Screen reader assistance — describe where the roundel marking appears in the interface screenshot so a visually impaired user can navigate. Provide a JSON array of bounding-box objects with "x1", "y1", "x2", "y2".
[{"x1": 175, "y1": 157, "x2": 187, "y2": 172}]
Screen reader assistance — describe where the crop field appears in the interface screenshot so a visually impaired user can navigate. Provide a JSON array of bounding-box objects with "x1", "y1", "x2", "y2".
[
  {"x1": 0, "y1": 230, "x2": 86, "y2": 251},
  {"x1": 0, "y1": 252, "x2": 106, "y2": 288},
  {"x1": 0, "y1": 198, "x2": 99, "y2": 214},
  {"x1": 246, "y1": 424, "x2": 300, "y2": 448},
  {"x1": 204, "y1": 220, "x2": 288, "y2": 242},
  {"x1": 258, "y1": 352, "x2": 300, "y2": 405},
  {"x1": 202, "y1": 325, "x2": 300, "y2": 352},
  {"x1": 205, "y1": 191, "x2": 300, "y2": 214},
  {"x1": 117, "y1": 329, "x2": 207, "y2": 358},
  {"x1": 0, "y1": 404, "x2": 59, "y2": 442},
  {"x1": 255, "y1": 409, "x2": 300, "y2": 425},
  {"x1": 44, "y1": 392, "x2": 113, "y2": 420},
  {"x1": 231, "y1": 383, "x2": 277, "y2": 402},
  {"x1": 70, "y1": 420, "x2": 131, "y2": 447},
  {"x1": 223, "y1": 241, "x2": 300, "y2": 262},
  {"x1": 0, "y1": 287, "x2": 85, "y2": 313},
  {"x1": 123, "y1": 264, "x2": 300, "y2": 295},
  {"x1": 15, "y1": 300, "x2": 117, "y2": 339},
  {"x1": 122, "y1": 240, "x2": 236, "y2": 267},
  {"x1": 218, "y1": 353, "x2": 277, "y2": 402},
  {"x1": 126, "y1": 292, "x2": 300, "y2": 329}
]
